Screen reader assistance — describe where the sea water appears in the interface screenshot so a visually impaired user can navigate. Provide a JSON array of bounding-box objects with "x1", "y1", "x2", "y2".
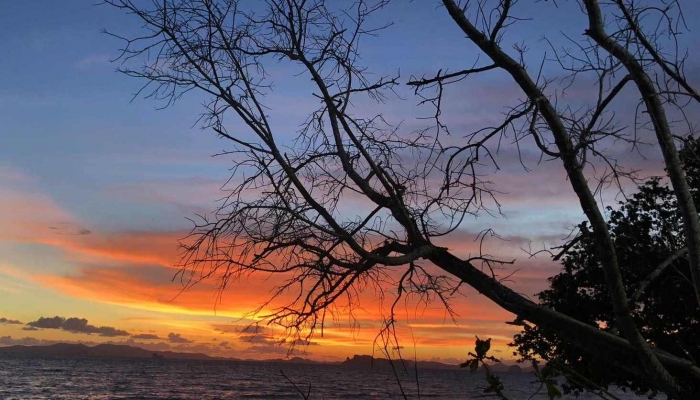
[{"x1": 0, "y1": 355, "x2": 655, "y2": 399}]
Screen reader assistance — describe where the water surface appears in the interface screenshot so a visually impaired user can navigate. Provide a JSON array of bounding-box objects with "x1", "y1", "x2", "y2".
[{"x1": 0, "y1": 356, "x2": 652, "y2": 399}]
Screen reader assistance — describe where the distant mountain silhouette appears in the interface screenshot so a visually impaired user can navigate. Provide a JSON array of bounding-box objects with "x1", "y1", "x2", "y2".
[
  {"x1": 506, "y1": 364, "x2": 523, "y2": 374},
  {"x1": 0, "y1": 343, "x2": 327, "y2": 364},
  {"x1": 0, "y1": 344, "x2": 530, "y2": 372},
  {"x1": 257, "y1": 356, "x2": 321, "y2": 364},
  {"x1": 341, "y1": 355, "x2": 530, "y2": 373},
  {"x1": 0, "y1": 343, "x2": 217, "y2": 361},
  {"x1": 475, "y1": 362, "x2": 526, "y2": 374}
]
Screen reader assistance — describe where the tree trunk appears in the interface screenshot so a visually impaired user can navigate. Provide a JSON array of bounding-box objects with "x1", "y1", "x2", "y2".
[
  {"x1": 581, "y1": 0, "x2": 700, "y2": 310},
  {"x1": 440, "y1": 0, "x2": 686, "y2": 395}
]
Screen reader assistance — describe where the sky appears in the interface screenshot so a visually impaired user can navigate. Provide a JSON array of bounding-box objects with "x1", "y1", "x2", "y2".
[{"x1": 2, "y1": 0, "x2": 700, "y2": 364}]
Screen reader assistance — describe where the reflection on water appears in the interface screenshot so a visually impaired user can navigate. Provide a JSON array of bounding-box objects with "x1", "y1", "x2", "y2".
[{"x1": 0, "y1": 356, "x2": 651, "y2": 399}]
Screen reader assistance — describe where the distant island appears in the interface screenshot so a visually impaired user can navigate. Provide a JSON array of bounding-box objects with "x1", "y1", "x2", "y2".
[
  {"x1": 341, "y1": 355, "x2": 526, "y2": 373},
  {"x1": 0, "y1": 343, "x2": 527, "y2": 372}
]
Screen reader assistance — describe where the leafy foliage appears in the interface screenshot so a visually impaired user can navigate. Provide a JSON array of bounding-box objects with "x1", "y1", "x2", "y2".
[
  {"x1": 511, "y1": 139, "x2": 700, "y2": 395},
  {"x1": 461, "y1": 337, "x2": 508, "y2": 399}
]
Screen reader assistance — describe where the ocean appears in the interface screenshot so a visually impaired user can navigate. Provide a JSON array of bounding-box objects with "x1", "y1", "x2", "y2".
[{"x1": 0, "y1": 356, "x2": 653, "y2": 399}]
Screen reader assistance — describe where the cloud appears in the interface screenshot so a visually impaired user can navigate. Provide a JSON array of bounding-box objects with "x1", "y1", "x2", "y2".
[
  {"x1": 210, "y1": 323, "x2": 269, "y2": 335},
  {"x1": 240, "y1": 325, "x2": 265, "y2": 334},
  {"x1": 27, "y1": 316, "x2": 64, "y2": 329},
  {"x1": 238, "y1": 334, "x2": 278, "y2": 345},
  {"x1": 167, "y1": 333, "x2": 193, "y2": 344},
  {"x1": 45, "y1": 230, "x2": 183, "y2": 269},
  {"x1": 0, "y1": 317, "x2": 22, "y2": 325},
  {"x1": 131, "y1": 334, "x2": 160, "y2": 340},
  {"x1": 235, "y1": 333, "x2": 320, "y2": 353},
  {"x1": 74, "y1": 54, "x2": 112, "y2": 71},
  {"x1": 48, "y1": 222, "x2": 92, "y2": 236},
  {"x1": 26, "y1": 316, "x2": 130, "y2": 337},
  {"x1": 21, "y1": 326, "x2": 39, "y2": 331},
  {"x1": 244, "y1": 345, "x2": 292, "y2": 355},
  {"x1": 0, "y1": 336, "x2": 43, "y2": 346},
  {"x1": 287, "y1": 338, "x2": 319, "y2": 346},
  {"x1": 62, "y1": 318, "x2": 130, "y2": 337},
  {"x1": 0, "y1": 169, "x2": 77, "y2": 245}
]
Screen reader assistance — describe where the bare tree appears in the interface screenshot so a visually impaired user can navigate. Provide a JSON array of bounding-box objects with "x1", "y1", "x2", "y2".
[{"x1": 105, "y1": 0, "x2": 700, "y2": 397}]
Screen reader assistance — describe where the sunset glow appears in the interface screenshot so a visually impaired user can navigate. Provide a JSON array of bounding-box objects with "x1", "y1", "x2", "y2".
[{"x1": 2, "y1": 0, "x2": 698, "y2": 371}]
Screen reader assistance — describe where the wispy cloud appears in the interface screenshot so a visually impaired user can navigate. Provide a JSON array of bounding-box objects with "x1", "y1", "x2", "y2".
[
  {"x1": 74, "y1": 54, "x2": 112, "y2": 71},
  {"x1": 131, "y1": 333, "x2": 160, "y2": 340}
]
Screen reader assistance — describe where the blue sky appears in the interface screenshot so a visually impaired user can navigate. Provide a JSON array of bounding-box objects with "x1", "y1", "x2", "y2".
[
  {"x1": 4, "y1": 1, "x2": 699, "y2": 231},
  {"x1": 2, "y1": 1, "x2": 231, "y2": 230}
]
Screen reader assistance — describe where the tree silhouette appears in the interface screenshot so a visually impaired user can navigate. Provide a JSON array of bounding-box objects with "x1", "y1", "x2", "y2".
[
  {"x1": 104, "y1": 0, "x2": 700, "y2": 397},
  {"x1": 513, "y1": 138, "x2": 700, "y2": 396}
]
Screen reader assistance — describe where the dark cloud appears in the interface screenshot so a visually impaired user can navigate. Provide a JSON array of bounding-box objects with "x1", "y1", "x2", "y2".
[
  {"x1": 0, "y1": 317, "x2": 22, "y2": 325},
  {"x1": 27, "y1": 316, "x2": 64, "y2": 329},
  {"x1": 167, "y1": 333, "x2": 193, "y2": 344},
  {"x1": 92, "y1": 326, "x2": 130, "y2": 337},
  {"x1": 0, "y1": 336, "x2": 43, "y2": 346},
  {"x1": 21, "y1": 326, "x2": 39, "y2": 331},
  {"x1": 131, "y1": 334, "x2": 160, "y2": 340},
  {"x1": 26, "y1": 316, "x2": 129, "y2": 337}
]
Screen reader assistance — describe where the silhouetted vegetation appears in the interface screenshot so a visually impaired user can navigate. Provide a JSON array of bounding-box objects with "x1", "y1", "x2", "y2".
[{"x1": 513, "y1": 138, "x2": 700, "y2": 396}]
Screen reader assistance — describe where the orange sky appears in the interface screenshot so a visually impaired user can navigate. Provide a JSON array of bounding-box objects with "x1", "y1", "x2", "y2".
[{"x1": 0, "y1": 163, "x2": 564, "y2": 363}]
